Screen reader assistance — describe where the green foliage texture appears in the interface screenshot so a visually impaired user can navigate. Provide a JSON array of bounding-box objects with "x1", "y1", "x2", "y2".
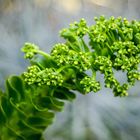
[{"x1": 0, "y1": 16, "x2": 140, "y2": 140}]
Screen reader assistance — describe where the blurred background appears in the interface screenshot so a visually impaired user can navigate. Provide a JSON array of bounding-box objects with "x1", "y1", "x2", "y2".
[{"x1": 0, "y1": 0, "x2": 140, "y2": 140}]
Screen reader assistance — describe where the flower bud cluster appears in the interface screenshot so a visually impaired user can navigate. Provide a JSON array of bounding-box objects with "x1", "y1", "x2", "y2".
[
  {"x1": 113, "y1": 83, "x2": 129, "y2": 97},
  {"x1": 22, "y1": 16, "x2": 140, "y2": 97},
  {"x1": 37, "y1": 68, "x2": 64, "y2": 86},
  {"x1": 23, "y1": 65, "x2": 41, "y2": 85},
  {"x1": 60, "y1": 18, "x2": 88, "y2": 40},
  {"x1": 94, "y1": 56, "x2": 115, "y2": 88},
  {"x1": 89, "y1": 16, "x2": 140, "y2": 51},
  {"x1": 110, "y1": 40, "x2": 140, "y2": 86},
  {"x1": 104, "y1": 72, "x2": 129, "y2": 96},
  {"x1": 51, "y1": 43, "x2": 69, "y2": 55},
  {"x1": 93, "y1": 56, "x2": 130, "y2": 96},
  {"x1": 94, "y1": 56, "x2": 112, "y2": 73},
  {"x1": 127, "y1": 71, "x2": 140, "y2": 85},
  {"x1": 51, "y1": 44, "x2": 91, "y2": 72},
  {"x1": 111, "y1": 41, "x2": 140, "y2": 56},
  {"x1": 114, "y1": 55, "x2": 139, "y2": 71},
  {"x1": 104, "y1": 71, "x2": 130, "y2": 96},
  {"x1": 80, "y1": 76, "x2": 101, "y2": 93},
  {"x1": 89, "y1": 16, "x2": 123, "y2": 43},
  {"x1": 22, "y1": 43, "x2": 39, "y2": 59},
  {"x1": 131, "y1": 20, "x2": 140, "y2": 34},
  {"x1": 23, "y1": 65, "x2": 64, "y2": 87},
  {"x1": 89, "y1": 16, "x2": 107, "y2": 43},
  {"x1": 66, "y1": 51, "x2": 91, "y2": 71},
  {"x1": 134, "y1": 33, "x2": 140, "y2": 44}
]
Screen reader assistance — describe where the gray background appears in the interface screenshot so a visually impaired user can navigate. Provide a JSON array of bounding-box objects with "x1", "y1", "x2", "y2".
[{"x1": 0, "y1": 0, "x2": 140, "y2": 140}]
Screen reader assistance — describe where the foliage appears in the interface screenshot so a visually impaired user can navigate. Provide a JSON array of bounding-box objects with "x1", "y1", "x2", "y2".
[{"x1": 0, "y1": 16, "x2": 140, "y2": 140}]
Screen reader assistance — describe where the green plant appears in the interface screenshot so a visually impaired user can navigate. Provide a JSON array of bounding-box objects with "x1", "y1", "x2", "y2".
[{"x1": 0, "y1": 16, "x2": 140, "y2": 140}]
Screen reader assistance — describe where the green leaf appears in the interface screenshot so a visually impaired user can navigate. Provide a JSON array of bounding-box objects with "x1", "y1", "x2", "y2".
[
  {"x1": 53, "y1": 87, "x2": 76, "y2": 101},
  {"x1": 6, "y1": 76, "x2": 25, "y2": 102},
  {"x1": 0, "y1": 97, "x2": 7, "y2": 125},
  {"x1": 27, "y1": 116, "x2": 53, "y2": 128},
  {"x1": 1, "y1": 96, "x2": 13, "y2": 120},
  {"x1": 37, "y1": 96, "x2": 65, "y2": 111},
  {"x1": 17, "y1": 120, "x2": 42, "y2": 137}
]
